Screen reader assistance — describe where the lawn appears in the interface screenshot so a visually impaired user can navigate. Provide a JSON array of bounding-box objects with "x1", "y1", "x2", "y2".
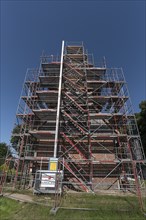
[{"x1": 0, "y1": 193, "x2": 146, "y2": 220}]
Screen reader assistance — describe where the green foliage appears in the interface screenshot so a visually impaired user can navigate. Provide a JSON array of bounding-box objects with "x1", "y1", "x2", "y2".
[
  {"x1": 0, "y1": 145, "x2": 15, "y2": 182},
  {"x1": 0, "y1": 163, "x2": 9, "y2": 172},
  {"x1": 135, "y1": 100, "x2": 146, "y2": 154},
  {"x1": 0, "y1": 163, "x2": 15, "y2": 175},
  {"x1": 10, "y1": 125, "x2": 21, "y2": 147},
  {"x1": 0, "y1": 142, "x2": 7, "y2": 166}
]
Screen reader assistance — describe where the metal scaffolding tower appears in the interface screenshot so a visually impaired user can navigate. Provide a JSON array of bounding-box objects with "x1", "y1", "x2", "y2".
[{"x1": 2, "y1": 41, "x2": 145, "y2": 209}]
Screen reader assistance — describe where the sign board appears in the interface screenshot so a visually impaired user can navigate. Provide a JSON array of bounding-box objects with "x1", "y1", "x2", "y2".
[
  {"x1": 40, "y1": 173, "x2": 56, "y2": 187},
  {"x1": 49, "y1": 158, "x2": 58, "y2": 171},
  {"x1": 50, "y1": 162, "x2": 57, "y2": 171},
  {"x1": 34, "y1": 170, "x2": 64, "y2": 194}
]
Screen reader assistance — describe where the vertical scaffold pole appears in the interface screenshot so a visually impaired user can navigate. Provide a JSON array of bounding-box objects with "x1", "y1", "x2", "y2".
[{"x1": 54, "y1": 40, "x2": 65, "y2": 158}]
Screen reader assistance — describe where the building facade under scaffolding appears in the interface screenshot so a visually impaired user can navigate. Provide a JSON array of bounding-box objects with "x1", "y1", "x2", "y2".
[{"x1": 10, "y1": 41, "x2": 145, "y2": 197}]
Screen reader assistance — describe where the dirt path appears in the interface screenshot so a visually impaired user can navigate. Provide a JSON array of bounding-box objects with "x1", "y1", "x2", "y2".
[{"x1": 3, "y1": 193, "x2": 33, "y2": 203}]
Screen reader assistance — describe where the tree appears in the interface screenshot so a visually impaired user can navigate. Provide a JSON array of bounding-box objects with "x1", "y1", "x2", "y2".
[
  {"x1": 135, "y1": 100, "x2": 146, "y2": 155},
  {"x1": 0, "y1": 142, "x2": 8, "y2": 166},
  {"x1": 0, "y1": 143, "x2": 15, "y2": 182},
  {"x1": 10, "y1": 125, "x2": 21, "y2": 147}
]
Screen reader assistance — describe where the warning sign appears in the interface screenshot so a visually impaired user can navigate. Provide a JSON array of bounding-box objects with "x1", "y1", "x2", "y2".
[
  {"x1": 40, "y1": 173, "x2": 55, "y2": 187},
  {"x1": 49, "y1": 158, "x2": 58, "y2": 171},
  {"x1": 50, "y1": 162, "x2": 57, "y2": 171}
]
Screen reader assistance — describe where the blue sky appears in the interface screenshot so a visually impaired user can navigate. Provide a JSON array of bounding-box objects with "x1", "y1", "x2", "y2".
[{"x1": 1, "y1": 0, "x2": 145, "y2": 144}]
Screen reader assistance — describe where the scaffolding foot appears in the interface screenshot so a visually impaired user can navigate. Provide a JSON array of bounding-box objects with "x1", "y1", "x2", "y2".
[{"x1": 50, "y1": 207, "x2": 59, "y2": 215}]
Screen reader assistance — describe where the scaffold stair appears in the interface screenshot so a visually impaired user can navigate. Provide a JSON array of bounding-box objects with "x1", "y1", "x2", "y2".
[
  {"x1": 61, "y1": 132, "x2": 87, "y2": 160},
  {"x1": 64, "y1": 92, "x2": 87, "y2": 113},
  {"x1": 63, "y1": 160, "x2": 91, "y2": 192},
  {"x1": 63, "y1": 112, "x2": 87, "y2": 135}
]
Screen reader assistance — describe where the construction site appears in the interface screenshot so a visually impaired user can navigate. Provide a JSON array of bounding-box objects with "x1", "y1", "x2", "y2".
[{"x1": 0, "y1": 41, "x2": 146, "y2": 212}]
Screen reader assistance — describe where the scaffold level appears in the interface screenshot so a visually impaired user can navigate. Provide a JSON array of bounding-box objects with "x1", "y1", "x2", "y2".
[{"x1": 1, "y1": 41, "x2": 145, "y2": 210}]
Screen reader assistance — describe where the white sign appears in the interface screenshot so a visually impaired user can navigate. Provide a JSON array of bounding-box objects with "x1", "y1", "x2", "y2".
[{"x1": 40, "y1": 173, "x2": 56, "y2": 187}]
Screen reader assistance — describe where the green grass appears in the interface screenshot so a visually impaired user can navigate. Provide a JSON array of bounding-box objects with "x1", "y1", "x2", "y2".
[
  {"x1": 0, "y1": 197, "x2": 22, "y2": 220},
  {"x1": 0, "y1": 194, "x2": 146, "y2": 220}
]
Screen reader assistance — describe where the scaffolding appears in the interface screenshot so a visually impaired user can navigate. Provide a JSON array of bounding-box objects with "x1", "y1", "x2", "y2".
[{"x1": 1, "y1": 41, "x2": 145, "y2": 210}]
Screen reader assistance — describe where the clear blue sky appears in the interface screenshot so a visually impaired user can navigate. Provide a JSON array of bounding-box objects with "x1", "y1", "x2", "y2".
[{"x1": 1, "y1": 1, "x2": 146, "y2": 144}]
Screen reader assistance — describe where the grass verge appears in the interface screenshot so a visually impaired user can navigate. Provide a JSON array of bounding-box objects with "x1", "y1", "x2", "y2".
[{"x1": 0, "y1": 193, "x2": 146, "y2": 220}]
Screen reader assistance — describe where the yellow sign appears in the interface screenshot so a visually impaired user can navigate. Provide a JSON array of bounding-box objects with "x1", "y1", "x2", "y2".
[{"x1": 50, "y1": 162, "x2": 57, "y2": 171}]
